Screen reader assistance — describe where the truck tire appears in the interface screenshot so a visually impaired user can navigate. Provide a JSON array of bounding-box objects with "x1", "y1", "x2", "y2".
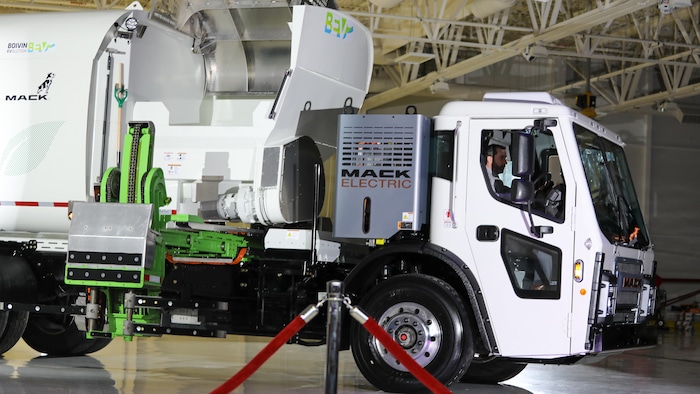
[
  {"x1": 350, "y1": 274, "x2": 473, "y2": 392},
  {"x1": 22, "y1": 314, "x2": 111, "y2": 356},
  {"x1": 0, "y1": 311, "x2": 29, "y2": 355},
  {"x1": 459, "y1": 359, "x2": 527, "y2": 384},
  {"x1": 0, "y1": 310, "x2": 7, "y2": 335}
]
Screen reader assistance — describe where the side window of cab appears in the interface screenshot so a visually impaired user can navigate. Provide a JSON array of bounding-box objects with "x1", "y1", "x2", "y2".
[
  {"x1": 480, "y1": 130, "x2": 511, "y2": 198},
  {"x1": 480, "y1": 129, "x2": 566, "y2": 223}
]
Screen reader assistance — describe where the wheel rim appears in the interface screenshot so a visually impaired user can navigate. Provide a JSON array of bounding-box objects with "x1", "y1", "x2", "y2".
[{"x1": 374, "y1": 301, "x2": 442, "y2": 372}]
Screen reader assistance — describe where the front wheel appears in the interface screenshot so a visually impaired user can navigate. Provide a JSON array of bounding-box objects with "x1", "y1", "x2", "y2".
[
  {"x1": 22, "y1": 313, "x2": 112, "y2": 356},
  {"x1": 350, "y1": 274, "x2": 473, "y2": 392}
]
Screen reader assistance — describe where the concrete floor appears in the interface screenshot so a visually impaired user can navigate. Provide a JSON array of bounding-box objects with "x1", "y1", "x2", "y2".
[{"x1": 0, "y1": 328, "x2": 698, "y2": 393}]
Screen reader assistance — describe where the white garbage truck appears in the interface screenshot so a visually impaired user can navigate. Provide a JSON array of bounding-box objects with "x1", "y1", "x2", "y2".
[{"x1": 0, "y1": 1, "x2": 657, "y2": 391}]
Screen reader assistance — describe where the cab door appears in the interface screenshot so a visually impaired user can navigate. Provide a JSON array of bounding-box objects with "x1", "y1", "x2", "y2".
[{"x1": 461, "y1": 118, "x2": 575, "y2": 357}]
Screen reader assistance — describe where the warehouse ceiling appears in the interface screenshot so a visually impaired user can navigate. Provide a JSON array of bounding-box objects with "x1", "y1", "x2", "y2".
[{"x1": 2, "y1": 0, "x2": 700, "y2": 118}]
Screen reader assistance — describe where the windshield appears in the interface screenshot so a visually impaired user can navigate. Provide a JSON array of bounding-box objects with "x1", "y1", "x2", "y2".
[{"x1": 574, "y1": 123, "x2": 650, "y2": 249}]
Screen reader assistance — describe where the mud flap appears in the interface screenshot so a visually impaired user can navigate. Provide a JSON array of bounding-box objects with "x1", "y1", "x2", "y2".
[{"x1": 0, "y1": 255, "x2": 38, "y2": 304}]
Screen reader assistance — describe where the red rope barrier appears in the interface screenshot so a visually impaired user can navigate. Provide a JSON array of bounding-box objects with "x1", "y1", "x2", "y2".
[
  {"x1": 210, "y1": 315, "x2": 308, "y2": 394},
  {"x1": 361, "y1": 315, "x2": 452, "y2": 394},
  {"x1": 211, "y1": 298, "x2": 451, "y2": 394}
]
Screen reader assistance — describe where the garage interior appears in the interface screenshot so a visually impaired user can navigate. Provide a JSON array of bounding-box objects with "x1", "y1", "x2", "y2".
[{"x1": 1, "y1": 0, "x2": 700, "y2": 393}]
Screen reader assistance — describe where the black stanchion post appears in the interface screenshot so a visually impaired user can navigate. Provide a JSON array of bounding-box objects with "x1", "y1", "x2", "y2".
[{"x1": 325, "y1": 280, "x2": 343, "y2": 394}]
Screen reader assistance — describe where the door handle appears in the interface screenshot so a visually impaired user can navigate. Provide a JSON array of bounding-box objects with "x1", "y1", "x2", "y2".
[{"x1": 476, "y1": 225, "x2": 499, "y2": 241}]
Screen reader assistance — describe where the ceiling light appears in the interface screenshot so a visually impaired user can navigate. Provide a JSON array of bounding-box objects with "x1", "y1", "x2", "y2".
[
  {"x1": 658, "y1": 0, "x2": 692, "y2": 15},
  {"x1": 429, "y1": 81, "x2": 449, "y2": 94}
]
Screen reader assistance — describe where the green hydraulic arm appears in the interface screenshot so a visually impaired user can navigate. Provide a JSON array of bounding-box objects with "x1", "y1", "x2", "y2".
[
  {"x1": 66, "y1": 121, "x2": 255, "y2": 340},
  {"x1": 100, "y1": 121, "x2": 170, "y2": 230},
  {"x1": 66, "y1": 121, "x2": 171, "y2": 338}
]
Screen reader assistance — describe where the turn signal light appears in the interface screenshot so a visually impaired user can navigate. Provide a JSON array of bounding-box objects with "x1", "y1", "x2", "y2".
[{"x1": 574, "y1": 260, "x2": 584, "y2": 282}]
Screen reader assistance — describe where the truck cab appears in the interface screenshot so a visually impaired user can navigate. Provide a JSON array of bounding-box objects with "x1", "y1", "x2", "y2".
[
  {"x1": 434, "y1": 92, "x2": 654, "y2": 357},
  {"x1": 337, "y1": 94, "x2": 655, "y2": 390}
]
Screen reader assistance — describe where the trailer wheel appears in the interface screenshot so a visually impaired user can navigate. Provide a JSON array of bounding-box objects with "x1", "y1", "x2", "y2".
[
  {"x1": 22, "y1": 314, "x2": 111, "y2": 356},
  {"x1": 350, "y1": 274, "x2": 473, "y2": 392},
  {"x1": 459, "y1": 359, "x2": 527, "y2": 384},
  {"x1": 0, "y1": 311, "x2": 29, "y2": 355}
]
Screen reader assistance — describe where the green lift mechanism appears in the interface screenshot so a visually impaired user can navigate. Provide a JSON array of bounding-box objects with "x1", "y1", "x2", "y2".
[{"x1": 65, "y1": 121, "x2": 253, "y2": 340}]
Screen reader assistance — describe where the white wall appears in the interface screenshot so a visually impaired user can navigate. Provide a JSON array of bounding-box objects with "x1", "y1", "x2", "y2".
[{"x1": 646, "y1": 114, "x2": 700, "y2": 308}]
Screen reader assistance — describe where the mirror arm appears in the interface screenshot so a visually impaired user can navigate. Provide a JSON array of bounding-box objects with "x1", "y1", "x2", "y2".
[{"x1": 526, "y1": 203, "x2": 554, "y2": 238}]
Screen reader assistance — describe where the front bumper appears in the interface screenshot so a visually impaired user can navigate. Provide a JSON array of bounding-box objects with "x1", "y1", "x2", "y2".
[{"x1": 591, "y1": 323, "x2": 658, "y2": 352}]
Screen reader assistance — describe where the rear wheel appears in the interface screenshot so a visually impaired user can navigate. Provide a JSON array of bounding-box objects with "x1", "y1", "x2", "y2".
[
  {"x1": 22, "y1": 313, "x2": 111, "y2": 356},
  {"x1": 350, "y1": 274, "x2": 473, "y2": 392},
  {"x1": 460, "y1": 358, "x2": 527, "y2": 384},
  {"x1": 0, "y1": 310, "x2": 7, "y2": 335},
  {"x1": 0, "y1": 311, "x2": 29, "y2": 355}
]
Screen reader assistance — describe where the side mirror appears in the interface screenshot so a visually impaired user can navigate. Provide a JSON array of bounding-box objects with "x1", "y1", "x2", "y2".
[
  {"x1": 510, "y1": 179, "x2": 534, "y2": 204},
  {"x1": 511, "y1": 133, "x2": 535, "y2": 177}
]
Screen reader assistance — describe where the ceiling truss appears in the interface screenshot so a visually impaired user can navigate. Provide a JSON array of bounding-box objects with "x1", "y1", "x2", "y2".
[{"x1": 348, "y1": 0, "x2": 700, "y2": 114}]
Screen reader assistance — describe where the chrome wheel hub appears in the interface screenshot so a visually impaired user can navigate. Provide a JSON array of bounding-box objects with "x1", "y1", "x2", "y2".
[{"x1": 374, "y1": 302, "x2": 442, "y2": 372}]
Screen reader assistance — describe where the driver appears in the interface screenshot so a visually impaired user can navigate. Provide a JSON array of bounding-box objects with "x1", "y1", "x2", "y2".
[{"x1": 485, "y1": 144, "x2": 510, "y2": 194}]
